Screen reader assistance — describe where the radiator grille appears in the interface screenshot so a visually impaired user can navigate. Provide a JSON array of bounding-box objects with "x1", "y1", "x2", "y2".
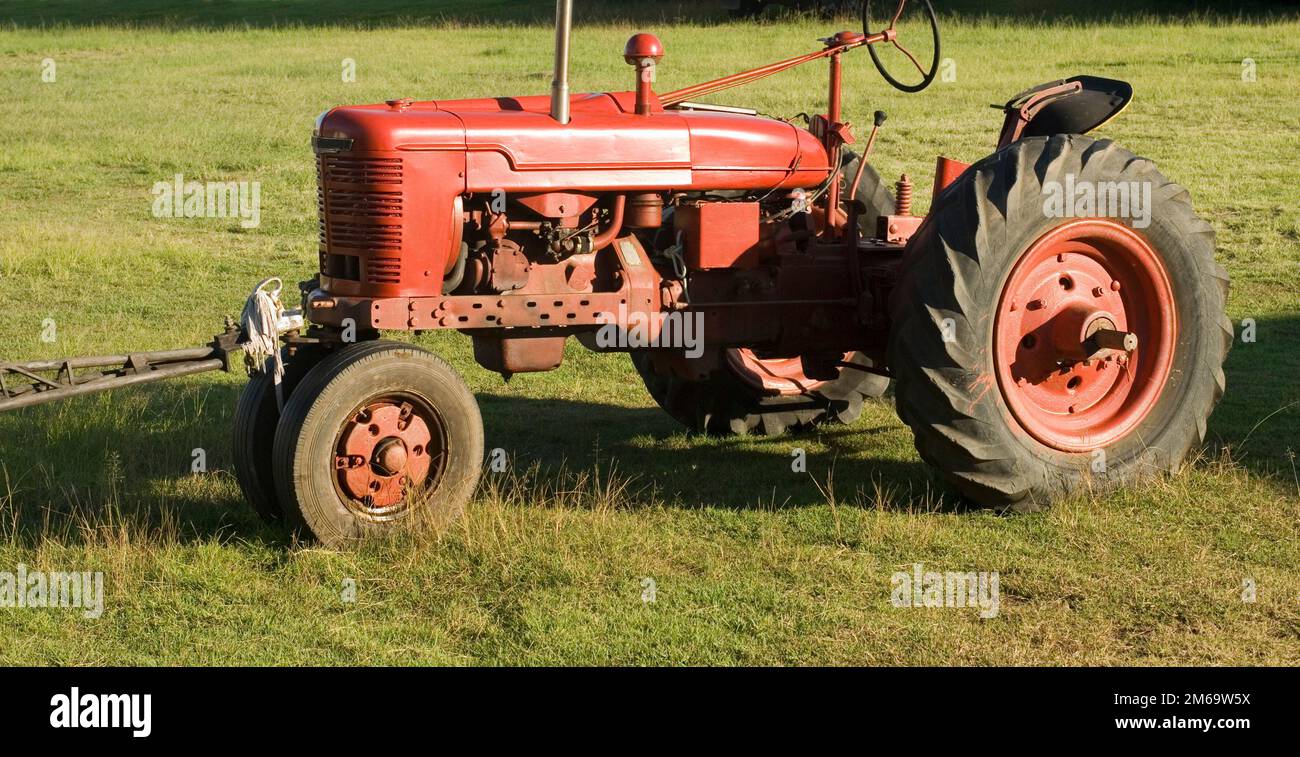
[
  {"x1": 318, "y1": 156, "x2": 404, "y2": 284},
  {"x1": 367, "y1": 256, "x2": 402, "y2": 285},
  {"x1": 321, "y1": 156, "x2": 404, "y2": 184}
]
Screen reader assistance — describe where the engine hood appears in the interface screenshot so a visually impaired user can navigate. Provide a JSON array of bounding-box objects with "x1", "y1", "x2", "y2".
[{"x1": 317, "y1": 91, "x2": 831, "y2": 193}]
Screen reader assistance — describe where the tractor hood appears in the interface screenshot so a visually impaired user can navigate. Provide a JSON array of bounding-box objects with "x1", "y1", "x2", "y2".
[{"x1": 315, "y1": 92, "x2": 831, "y2": 193}]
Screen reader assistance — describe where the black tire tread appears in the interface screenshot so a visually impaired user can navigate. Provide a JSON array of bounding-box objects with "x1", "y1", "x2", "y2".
[
  {"x1": 888, "y1": 134, "x2": 1231, "y2": 508},
  {"x1": 271, "y1": 340, "x2": 483, "y2": 544}
]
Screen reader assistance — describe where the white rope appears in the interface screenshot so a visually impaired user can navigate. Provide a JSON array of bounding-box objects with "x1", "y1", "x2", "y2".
[{"x1": 240, "y1": 277, "x2": 287, "y2": 406}]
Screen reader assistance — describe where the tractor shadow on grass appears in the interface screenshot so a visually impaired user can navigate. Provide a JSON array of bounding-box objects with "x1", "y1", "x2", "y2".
[
  {"x1": 0, "y1": 377, "x2": 292, "y2": 548},
  {"x1": 0, "y1": 377, "x2": 940, "y2": 547},
  {"x1": 475, "y1": 392, "x2": 944, "y2": 512},
  {"x1": 480, "y1": 312, "x2": 1300, "y2": 512},
  {"x1": 1201, "y1": 312, "x2": 1300, "y2": 486}
]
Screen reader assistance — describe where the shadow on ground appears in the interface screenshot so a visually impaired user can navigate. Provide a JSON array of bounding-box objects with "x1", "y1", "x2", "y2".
[
  {"x1": 478, "y1": 391, "x2": 934, "y2": 511},
  {"x1": 1204, "y1": 312, "x2": 1300, "y2": 475}
]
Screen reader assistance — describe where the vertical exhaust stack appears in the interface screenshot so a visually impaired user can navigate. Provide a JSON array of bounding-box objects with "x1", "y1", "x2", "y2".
[{"x1": 550, "y1": 0, "x2": 574, "y2": 124}]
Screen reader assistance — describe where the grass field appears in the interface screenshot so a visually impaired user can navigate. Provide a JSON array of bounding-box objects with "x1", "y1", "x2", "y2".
[{"x1": 0, "y1": 1, "x2": 1297, "y2": 665}]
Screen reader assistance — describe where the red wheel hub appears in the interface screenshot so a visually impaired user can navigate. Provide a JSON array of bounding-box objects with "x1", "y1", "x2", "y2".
[
  {"x1": 334, "y1": 399, "x2": 437, "y2": 508},
  {"x1": 994, "y1": 220, "x2": 1175, "y2": 452}
]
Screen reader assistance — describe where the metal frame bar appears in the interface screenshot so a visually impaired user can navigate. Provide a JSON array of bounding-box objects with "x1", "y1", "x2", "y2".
[{"x1": 0, "y1": 347, "x2": 225, "y2": 412}]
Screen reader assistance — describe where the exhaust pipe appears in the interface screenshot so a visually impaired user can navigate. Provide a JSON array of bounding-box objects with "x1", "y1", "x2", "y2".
[{"x1": 550, "y1": 0, "x2": 573, "y2": 124}]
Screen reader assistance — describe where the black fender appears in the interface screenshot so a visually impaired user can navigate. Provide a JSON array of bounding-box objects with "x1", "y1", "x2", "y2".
[{"x1": 995, "y1": 75, "x2": 1133, "y2": 149}]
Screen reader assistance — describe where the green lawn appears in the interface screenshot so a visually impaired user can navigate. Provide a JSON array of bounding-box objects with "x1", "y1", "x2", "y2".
[{"x1": 0, "y1": 3, "x2": 1297, "y2": 664}]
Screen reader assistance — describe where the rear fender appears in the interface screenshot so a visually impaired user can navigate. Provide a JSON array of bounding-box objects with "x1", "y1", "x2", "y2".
[{"x1": 995, "y1": 75, "x2": 1133, "y2": 149}]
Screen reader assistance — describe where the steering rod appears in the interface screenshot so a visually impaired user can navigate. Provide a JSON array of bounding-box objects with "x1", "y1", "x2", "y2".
[{"x1": 659, "y1": 29, "x2": 894, "y2": 107}]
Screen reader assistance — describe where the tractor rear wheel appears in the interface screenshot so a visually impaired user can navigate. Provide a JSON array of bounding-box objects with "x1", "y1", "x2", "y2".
[
  {"x1": 231, "y1": 346, "x2": 326, "y2": 523},
  {"x1": 889, "y1": 134, "x2": 1231, "y2": 509},
  {"x1": 271, "y1": 341, "x2": 483, "y2": 545}
]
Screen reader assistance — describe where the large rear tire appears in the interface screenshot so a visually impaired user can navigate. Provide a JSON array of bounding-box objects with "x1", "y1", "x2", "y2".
[
  {"x1": 888, "y1": 134, "x2": 1231, "y2": 509},
  {"x1": 272, "y1": 341, "x2": 483, "y2": 545}
]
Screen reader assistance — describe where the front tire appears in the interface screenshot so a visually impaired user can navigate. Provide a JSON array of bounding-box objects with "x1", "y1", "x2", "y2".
[
  {"x1": 272, "y1": 341, "x2": 484, "y2": 545},
  {"x1": 231, "y1": 346, "x2": 326, "y2": 523},
  {"x1": 889, "y1": 134, "x2": 1231, "y2": 508}
]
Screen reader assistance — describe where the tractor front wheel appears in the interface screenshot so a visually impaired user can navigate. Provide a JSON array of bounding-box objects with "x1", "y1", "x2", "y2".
[
  {"x1": 889, "y1": 134, "x2": 1231, "y2": 509},
  {"x1": 231, "y1": 346, "x2": 327, "y2": 523},
  {"x1": 271, "y1": 341, "x2": 483, "y2": 545}
]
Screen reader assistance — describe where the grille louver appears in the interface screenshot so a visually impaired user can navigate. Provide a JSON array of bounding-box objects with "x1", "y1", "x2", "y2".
[{"x1": 318, "y1": 156, "x2": 405, "y2": 285}]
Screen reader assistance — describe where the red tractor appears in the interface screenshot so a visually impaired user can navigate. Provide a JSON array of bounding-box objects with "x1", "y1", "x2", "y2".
[{"x1": 0, "y1": 1, "x2": 1231, "y2": 545}]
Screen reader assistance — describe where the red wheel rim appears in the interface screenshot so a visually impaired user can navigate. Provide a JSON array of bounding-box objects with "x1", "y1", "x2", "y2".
[
  {"x1": 333, "y1": 393, "x2": 448, "y2": 518},
  {"x1": 726, "y1": 349, "x2": 848, "y2": 396},
  {"x1": 993, "y1": 219, "x2": 1176, "y2": 452}
]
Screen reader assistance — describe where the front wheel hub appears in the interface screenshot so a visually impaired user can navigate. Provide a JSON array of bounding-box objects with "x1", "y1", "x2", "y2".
[
  {"x1": 994, "y1": 220, "x2": 1176, "y2": 452},
  {"x1": 335, "y1": 400, "x2": 435, "y2": 509}
]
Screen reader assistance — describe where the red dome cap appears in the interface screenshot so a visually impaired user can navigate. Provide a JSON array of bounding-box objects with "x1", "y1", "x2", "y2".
[{"x1": 623, "y1": 33, "x2": 665, "y2": 64}]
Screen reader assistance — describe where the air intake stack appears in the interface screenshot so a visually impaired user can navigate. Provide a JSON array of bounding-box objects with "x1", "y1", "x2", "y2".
[{"x1": 550, "y1": 0, "x2": 574, "y2": 124}]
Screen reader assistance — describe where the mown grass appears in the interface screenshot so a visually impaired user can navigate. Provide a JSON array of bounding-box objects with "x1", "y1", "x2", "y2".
[{"x1": 0, "y1": 3, "x2": 1297, "y2": 664}]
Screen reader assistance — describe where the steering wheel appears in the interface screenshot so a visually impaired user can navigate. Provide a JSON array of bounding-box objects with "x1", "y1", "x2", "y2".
[{"x1": 862, "y1": 0, "x2": 941, "y2": 93}]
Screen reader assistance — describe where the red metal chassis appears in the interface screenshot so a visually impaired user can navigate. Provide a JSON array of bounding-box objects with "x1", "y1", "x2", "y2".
[{"x1": 308, "y1": 28, "x2": 966, "y2": 378}]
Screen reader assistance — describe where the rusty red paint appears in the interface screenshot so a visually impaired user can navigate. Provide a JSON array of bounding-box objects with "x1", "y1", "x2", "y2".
[
  {"x1": 725, "y1": 349, "x2": 849, "y2": 396},
  {"x1": 473, "y1": 335, "x2": 566, "y2": 375},
  {"x1": 993, "y1": 219, "x2": 1176, "y2": 452},
  {"x1": 335, "y1": 400, "x2": 435, "y2": 508},
  {"x1": 677, "y1": 202, "x2": 762, "y2": 269},
  {"x1": 932, "y1": 155, "x2": 970, "y2": 200}
]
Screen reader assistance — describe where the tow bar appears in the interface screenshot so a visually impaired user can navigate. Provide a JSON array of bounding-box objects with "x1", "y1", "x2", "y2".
[
  {"x1": 0, "y1": 326, "x2": 243, "y2": 413},
  {"x1": 0, "y1": 279, "x2": 301, "y2": 413}
]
